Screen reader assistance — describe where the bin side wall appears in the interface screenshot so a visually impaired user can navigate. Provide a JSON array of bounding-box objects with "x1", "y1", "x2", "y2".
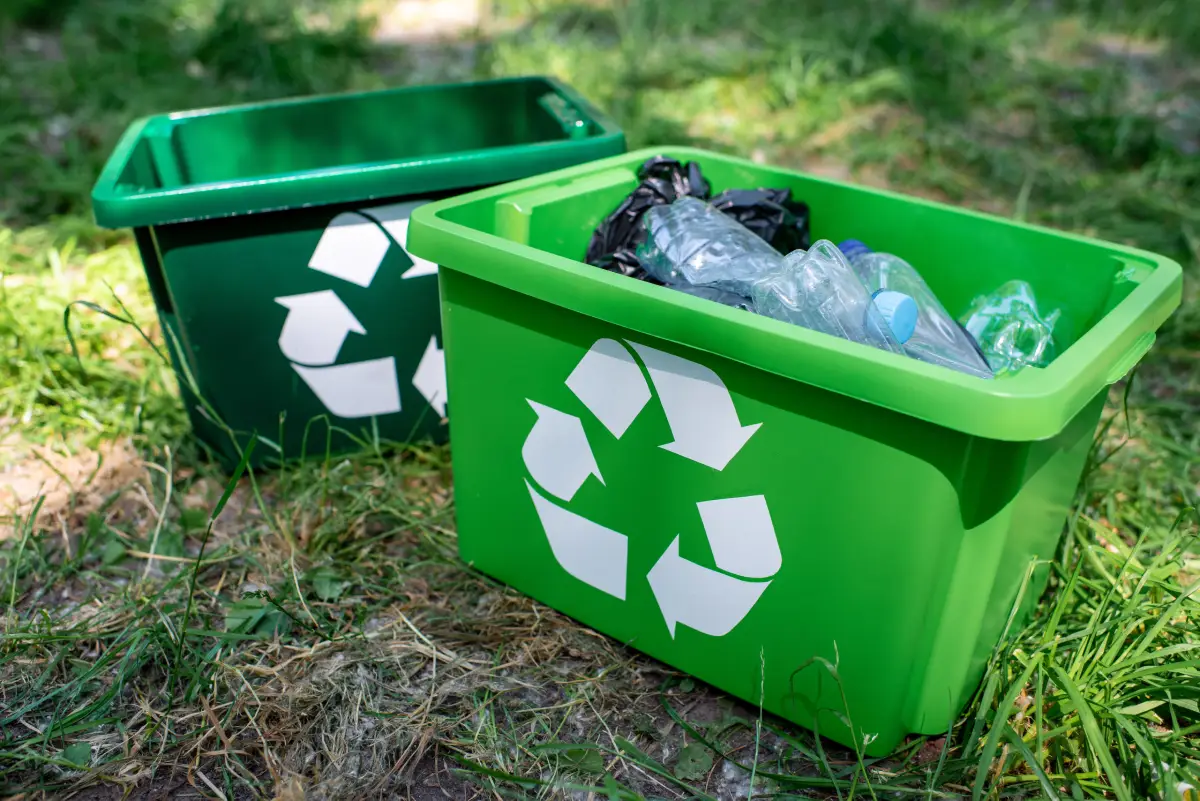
[
  {"x1": 441, "y1": 268, "x2": 1076, "y2": 756},
  {"x1": 904, "y1": 392, "x2": 1103, "y2": 733},
  {"x1": 133, "y1": 226, "x2": 240, "y2": 464}
]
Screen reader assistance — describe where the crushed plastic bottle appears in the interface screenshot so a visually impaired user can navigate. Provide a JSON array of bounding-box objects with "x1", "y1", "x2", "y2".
[
  {"x1": 839, "y1": 240, "x2": 993, "y2": 379},
  {"x1": 638, "y1": 198, "x2": 903, "y2": 354},
  {"x1": 638, "y1": 196, "x2": 785, "y2": 294},
  {"x1": 960, "y1": 280, "x2": 1062, "y2": 375},
  {"x1": 751, "y1": 242, "x2": 905, "y2": 354}
]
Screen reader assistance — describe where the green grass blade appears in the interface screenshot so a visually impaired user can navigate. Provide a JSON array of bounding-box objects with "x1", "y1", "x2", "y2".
[
  {"x1": 967, "y1": 669, "x2": 1001, "y2": 758},
  {"x1": 972, "y1": 652, "x2": 1042, "y2": 800},
  {"x1": 1051, "y1": 666, "x2": 1132, "y2": 801},
  {"x1": 1002, "y1": 724, "x2": 1063, "y2": 801},
  {"x1": 170, "y1": 434, "x2": 257, "y2": 700}
]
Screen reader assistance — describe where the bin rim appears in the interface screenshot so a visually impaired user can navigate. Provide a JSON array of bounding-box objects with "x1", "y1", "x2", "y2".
[
  {"x1": 407, "y1": 145, "x2": 1184, "y2": 443},
  {"x1": 90, "y1": 75, "x2": 625, "y2": 230}
]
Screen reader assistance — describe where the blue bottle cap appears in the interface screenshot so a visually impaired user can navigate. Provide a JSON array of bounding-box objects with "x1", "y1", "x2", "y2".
[
  {"x1": 837, "y1": 239, "x2": 873, "y2": 262},
  {"x1": 872, "y1": 289, "x2": 918, "y2": 344}
]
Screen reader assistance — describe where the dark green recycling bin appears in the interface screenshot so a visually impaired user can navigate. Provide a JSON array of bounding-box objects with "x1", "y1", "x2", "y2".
[{"x1": 92, "y1": 76, "x2": 625, "y2": 466}]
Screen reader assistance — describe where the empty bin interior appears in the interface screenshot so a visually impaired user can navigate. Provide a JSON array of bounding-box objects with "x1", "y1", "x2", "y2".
[
  {"x1": 440, "y1": 158, "x2": 1153, "y2": 363},
  {"x1": 140, "y1": 78, "x2": 596, "y2": 188}
]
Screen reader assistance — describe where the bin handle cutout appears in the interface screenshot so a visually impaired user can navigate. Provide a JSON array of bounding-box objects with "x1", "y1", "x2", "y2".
[
  {"x1": 537, "y1": 92, "x2": 590, "y2": 139},
  {"x1": 145, "y1": 120, "x2": 185, "y2": 190}
]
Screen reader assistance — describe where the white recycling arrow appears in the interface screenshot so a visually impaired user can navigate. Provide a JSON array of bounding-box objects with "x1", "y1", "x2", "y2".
[
  {"x1": 527, "y1": 481, "x2": 628, "y2": 600},
  {"x1": 521, "y1": 401, "x2": 604, "y2": 503},
  {"x1": 292, "y1": 357, "x2": 402, "y2": 418},
  {"x1": 276, "y1": 290, "x2": 366, "y2": 366},
  {"x1": 647, "y1": 536, "x2": 771, "y2": 638},
  {"x1": 698, "y1": 496, "x2": 781, "y2": 579},
  {"x1": 274, "y1": 203, "x2": 451, "y2": 421},
  {"x1": 566, "y1": 338, "x2": 650, "y2": 439},
  {"x1": 413, "y1": 335, "x2": 447, "y2": 417},
  {"x1": 307, "y1": 212, "x2": 392, "y2": 288},
  {"x1": 628, "y1": 343, "x2": 760, "y2": 471},
  {"x1": 648, "y1": 496, "x2": 779, "y2": 638},
  {"x1": 360, "y1": 200, "x2": 440, "y2": 279}
]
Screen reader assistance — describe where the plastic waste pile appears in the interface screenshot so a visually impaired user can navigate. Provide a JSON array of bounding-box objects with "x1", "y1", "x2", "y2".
[
  {"x1": 638, "y1": 198, "x2": 903, "y2": 354},
  {"x1": 585, "y1": 155, "x2": 1062, "y2": 379}
]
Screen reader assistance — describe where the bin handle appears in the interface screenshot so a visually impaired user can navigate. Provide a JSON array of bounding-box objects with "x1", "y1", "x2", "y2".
[
  {"x1": 537, "y1": 92, "x2": 590, "y2": 140},
  {"x1": 147, "y1": 128, "x2": 184, "y2": 189}
]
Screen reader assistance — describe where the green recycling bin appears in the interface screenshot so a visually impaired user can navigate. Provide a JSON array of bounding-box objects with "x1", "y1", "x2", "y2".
[
  {"x1": 91, "y1": 76, "x2": 625, "y2": 466},
  {"x1": 406, "y1": 147, "x2": 1182, "y2": 755}
]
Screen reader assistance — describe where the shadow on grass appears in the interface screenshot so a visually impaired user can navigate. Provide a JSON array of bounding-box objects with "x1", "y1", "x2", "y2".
[{"x1": 0, "y1": 0, "x2": 409, "y2": 224}]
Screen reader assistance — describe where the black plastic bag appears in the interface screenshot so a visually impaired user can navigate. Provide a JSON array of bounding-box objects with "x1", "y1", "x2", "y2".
[
  {"x1": 596, "y1": 250, "x2": 664, "y2": 284},
  {"x1": 585, "y1": 155, "x2": 812, "y2": 281},
  {"x1": 709, "y1": 188, "x2": 811, "y2": 254},
  {"x1": 584, "y1": 156, "x2": 709, "y2": 277}
]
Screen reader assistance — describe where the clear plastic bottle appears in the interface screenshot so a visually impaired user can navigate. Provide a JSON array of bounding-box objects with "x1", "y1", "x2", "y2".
[
  {"x1": 839, "y1": 240, "x2": 993, "y2": 379},
  {"x1": 750, "y1": 242, "x2": 905, "y2": 354},
  {"x1": 638, "y1": 196, "x2": 784, "y2": 295},
  {"x1": 960, "y1": 280, "x2": 1061, "y2": 375}
]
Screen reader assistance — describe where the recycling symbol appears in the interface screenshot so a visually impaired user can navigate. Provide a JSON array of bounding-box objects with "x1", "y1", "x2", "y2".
[
  {"x1": 521, "y1": 338, "x2": 781, "y2": 638},
  {"x1": 273, "y1": 201, "x2": 447, "y2": 420}
]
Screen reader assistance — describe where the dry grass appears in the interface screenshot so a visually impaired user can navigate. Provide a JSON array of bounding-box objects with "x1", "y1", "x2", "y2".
[{"x1": 0, "y1": 441, "x2": 144, "y2": 539}]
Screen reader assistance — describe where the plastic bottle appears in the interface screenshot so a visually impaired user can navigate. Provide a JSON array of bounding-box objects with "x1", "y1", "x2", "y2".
[
  {"x1": 838, "y1": 240, "x2": 994, "y2": 379},
  {"x1": 750, "y1": 242, "x2": 905, "y2": 354},
  {"x1": 638, "y1": 196, "x2": 784, "y2": 295},
  {"x1": 960, "y1": 280, "x2": 1061, "y2": 375}
]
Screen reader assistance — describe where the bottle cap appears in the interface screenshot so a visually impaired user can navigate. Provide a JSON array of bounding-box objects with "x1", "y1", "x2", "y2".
[
  {"x1": 837, "y1": 239, "x2": 873, "y2": 262},
  {"x1": 872, "y1": 290, "x2": 918, "y2": 344}
]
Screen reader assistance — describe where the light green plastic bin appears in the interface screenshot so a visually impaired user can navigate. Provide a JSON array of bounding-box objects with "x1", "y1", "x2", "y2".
[{"x1": 406, "y1": 146, "x2": 1182, "y2": 755}]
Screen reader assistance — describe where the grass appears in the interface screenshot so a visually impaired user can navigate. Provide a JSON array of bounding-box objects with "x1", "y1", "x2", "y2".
[{"x1": 1, "y1": 0, "x2": 1198, "y2": 797}]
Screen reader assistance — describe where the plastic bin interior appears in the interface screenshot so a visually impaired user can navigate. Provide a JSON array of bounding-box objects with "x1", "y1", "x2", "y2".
[
  {"x1": 93, "y1": 76, "x2": 625, "y2": 229},
  {"x1": 89, "y1": 77, "x2": 625, "y2": 467},
  {"x1": 406, "y1": 147, "x2": 1181, "y2": 755}
]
